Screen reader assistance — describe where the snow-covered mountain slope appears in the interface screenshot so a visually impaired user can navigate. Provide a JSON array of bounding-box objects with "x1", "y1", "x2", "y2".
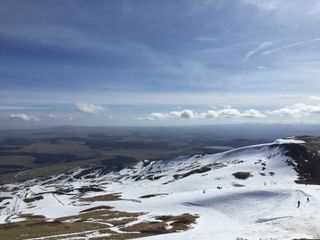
[{"x1": 1, "y1": 138, "x2": 320, "y2": 240}]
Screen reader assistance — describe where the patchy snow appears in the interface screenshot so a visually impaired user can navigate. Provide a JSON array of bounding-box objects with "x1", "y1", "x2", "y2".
[
  {"x1": 275, "y1": 138, "x2": 305, "y2": 144},
  {"x1": 1, "y1": 138, "x2": 320, "y2": 239}
]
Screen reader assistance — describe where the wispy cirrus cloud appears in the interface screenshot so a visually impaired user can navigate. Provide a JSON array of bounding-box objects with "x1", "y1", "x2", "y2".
[
  {"x1": 262, "y1": 37, "x2": 320, "y2": 56},
  {"x1": 0, "y1": 105, "x2": 50, "y2": 110},
  {"x1": 243, "y1": 41, "x2": 272, "y2": 62},
  {"x1": 1, "y1": 113, "x2": 73, "y2": 122},
  {"x1": 241, "y1": 0, "x2": 320, "y2": 18},
  {"x1": 242, "y1": 0, "x2": 287, "y2": 12}
]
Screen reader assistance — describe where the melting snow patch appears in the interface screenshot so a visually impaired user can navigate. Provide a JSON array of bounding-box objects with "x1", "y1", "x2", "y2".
[{"x1": 275, "y1": 139, "x2": 305, "y2": 144}]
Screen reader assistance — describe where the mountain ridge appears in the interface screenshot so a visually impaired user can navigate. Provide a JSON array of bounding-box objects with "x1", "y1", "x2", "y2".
[{"x1": 1, "y1": 137, "x2": 320, "y2": 239}]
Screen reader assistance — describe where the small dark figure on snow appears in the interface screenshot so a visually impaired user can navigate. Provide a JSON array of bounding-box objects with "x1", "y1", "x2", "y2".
[
  {"x1": 203, "y1": 190, "x2": 206, "y2": 194},
  {"x1": 307, "y1": 197, "x2": 310, "y2": 203},
  {"x1": 297, "y1": 200, "x2": 301, "y2": 208}
]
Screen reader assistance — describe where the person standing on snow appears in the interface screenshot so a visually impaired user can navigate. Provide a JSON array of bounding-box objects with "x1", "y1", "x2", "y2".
[{"x1": 297, "y1": 200, "x2": 301, "y2": 208}]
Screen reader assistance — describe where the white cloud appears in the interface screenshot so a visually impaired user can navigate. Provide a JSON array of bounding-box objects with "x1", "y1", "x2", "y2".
[
  {"x1": 244, "y1": 41, "x2": 272, "y2": 62},
  {"x1": 206, "y1": 110, "x2": 219, "y2": 119},
  {"x1": 268, "y1": 103, "x2": 320, "y2": 117},
  {"x1": 309, "y1": 96, "x2": 320, "y2": 101},
  {"x1": 8, "y1": 113, "x2": 39, "y2": 121},
  {"x1": 145, "y1": 108, "x2": 265, "y2": 121},
  {"x1": 180, "y1": 109, "x2": 194, "y2": 119},
  {"x1": 242, "y1": 109, "x2": 266, "y2": 118},
  {"x1": 146, "y1": 112, "x2": 168, "y2": 120},
  {"x1": 218, "y1": 108, "x2": 241, "y2": 118},
  {"x1": 146, "y1": 109, "x2": 195, "y2": 120},
  {"x1": 257, "y1": 65, "x2": 267, "y2": 70},
  {"x1": 75, "y1": 102, "x2": 105, "y2": 114}
]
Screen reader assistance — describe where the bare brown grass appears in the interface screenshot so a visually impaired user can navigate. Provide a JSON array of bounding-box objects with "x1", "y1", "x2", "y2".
[{"x1": 0, "y1": 207, "x2": 198, "y2": 240}]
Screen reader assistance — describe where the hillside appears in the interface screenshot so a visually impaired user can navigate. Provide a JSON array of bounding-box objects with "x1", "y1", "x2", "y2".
[{"x1": 1, "y1": 137, "x2": 320, "y2": 239}]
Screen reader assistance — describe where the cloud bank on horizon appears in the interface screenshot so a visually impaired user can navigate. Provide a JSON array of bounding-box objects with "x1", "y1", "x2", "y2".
[{"x1": 0, "y1": 0, "x2": 320, "y2": 127}]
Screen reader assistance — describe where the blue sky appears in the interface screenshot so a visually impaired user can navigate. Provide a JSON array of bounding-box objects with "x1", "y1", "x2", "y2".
[{"x1": 1, "y1": 0, "x2": 320, "y2": 127}]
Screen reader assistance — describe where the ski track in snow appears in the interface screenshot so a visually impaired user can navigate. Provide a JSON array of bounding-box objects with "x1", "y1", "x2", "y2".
[{"x1": 1, "y1": 139, "x2": 320, "y2": 239}]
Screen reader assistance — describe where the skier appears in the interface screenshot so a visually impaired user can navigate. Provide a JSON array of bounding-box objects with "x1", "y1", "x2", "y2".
[
  {"x1": 307, "y1": 197, "x2": 310, "y2": 203},
  {"x1": 297, "y1": 200, "x2": 301, "y2": 208}
]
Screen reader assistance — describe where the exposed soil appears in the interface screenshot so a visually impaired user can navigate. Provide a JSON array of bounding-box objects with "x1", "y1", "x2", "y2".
[{"x1": 232, "y1": 172, "x2": 252, "y2": 180}]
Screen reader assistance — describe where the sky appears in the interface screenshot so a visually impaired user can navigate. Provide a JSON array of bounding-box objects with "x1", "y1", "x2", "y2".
[{"x1": 1, "y1": 0, "x2": 320, "y2": 127}]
